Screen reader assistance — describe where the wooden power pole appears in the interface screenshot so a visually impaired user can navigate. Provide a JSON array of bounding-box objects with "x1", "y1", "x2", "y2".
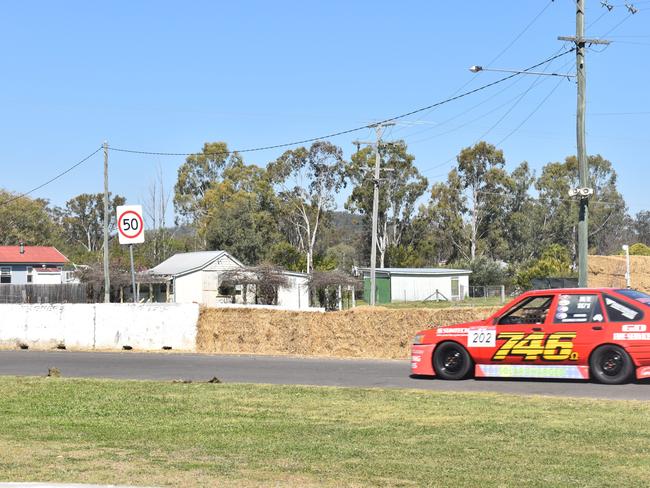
[
  {"x1": 103, "y1": 141, "x2": 110, "y2": 303},
  {"x1": 559, "y1": 0, "x2": 609, "y2": 287},
  {"x1": 353, "y1": 122, "x2": 394, "y2": 306}
]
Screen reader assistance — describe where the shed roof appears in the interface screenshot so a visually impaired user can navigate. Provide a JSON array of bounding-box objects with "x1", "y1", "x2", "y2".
[
  {"x1": 358, "y1": 267, "x2": 471, "y2": 276},
  {"x1": 149, "y1": 251, "x2": 243, "y2": 276},
  {"x1": 0, "y1": 246, "x2": 68, "y2": 264}
]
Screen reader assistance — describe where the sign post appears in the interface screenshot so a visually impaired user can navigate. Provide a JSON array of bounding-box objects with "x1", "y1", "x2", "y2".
[{"x1": 116, "y1": 205, "x2": 145, "y2": 303}]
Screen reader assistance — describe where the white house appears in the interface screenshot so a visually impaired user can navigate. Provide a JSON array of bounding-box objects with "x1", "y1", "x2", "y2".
[
  {"x1": 149, "y1": 250, "x2": 311, "y2": 310},
  {"x1": 357, "y1": 267, "x2": 472, "y2": 303}
]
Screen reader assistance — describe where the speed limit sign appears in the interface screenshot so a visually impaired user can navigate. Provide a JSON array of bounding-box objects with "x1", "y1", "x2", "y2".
[{"x1": 116, "y1": 205, "x2": 145, "y2": 245}]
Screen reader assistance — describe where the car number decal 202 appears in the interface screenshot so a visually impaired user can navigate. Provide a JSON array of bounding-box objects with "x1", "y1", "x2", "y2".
[
  {"x1": 468, "y1": 327, "x2": 496, "y2": 347},
  {"x1": 492, "y1": 332, "x2": 578, "y2": 361}
]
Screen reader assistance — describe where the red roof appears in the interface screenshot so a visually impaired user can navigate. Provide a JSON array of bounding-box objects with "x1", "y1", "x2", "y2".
[{"x1": 0, "y1": 246, "x2": 69, "y2": 264}]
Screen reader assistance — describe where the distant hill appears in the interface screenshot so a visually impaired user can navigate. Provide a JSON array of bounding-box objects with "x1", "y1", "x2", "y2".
[{"x1": 320, "y1": 211, "x2": 365, "y2": 250}]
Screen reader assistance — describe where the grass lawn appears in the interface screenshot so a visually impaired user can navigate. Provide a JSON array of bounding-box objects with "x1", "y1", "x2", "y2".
[
  {"x1": 0, "y1": 377, "x2": 649, "y2": 487},
  {"x1": 356, "y1": 296, "x2": 504, "y2": 309}
]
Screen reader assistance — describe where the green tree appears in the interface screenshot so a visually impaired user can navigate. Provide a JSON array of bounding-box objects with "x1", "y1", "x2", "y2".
[
  {"x1": 56, "y1": 193, "x2": 125, "y2": 255},
  {"x1": 628, "y1": 243, "x2": 650, "y2": 256},
  {"x1": 345, "y1": 140, "x2": 427, "y2": 267},
  {"x1": 0, "y1": 190, "x2": 58, "y2": 246},
  {"x1": 416, "y1": 169, "x2": 467, "y2": 264},
  {"x1": 268, "y1": 242, "x2": 306, "y2": 272},
  {"x1": 203, "y1": 161, "x2": 281, "y2": 265},
  {"x1": 173, "y1": 141, "x2": 243, "y2": 231},
  {"x1": 516, "y1": 244, "x2": 575, "y2": 289},
  {"x1": 268, "y1": 141, "x2": 345, "y2": 273},
  {"x1": 634, "y1": 211, "x2": 650, "y2": 245},
  {"x1": 536, "y1": 154, "x2": 627, "y2": 259},
  {"x1": 456, "y1": 141, "x2": 510, "y2": 260},
  {"x1": 452, "y1": 256, "x2": 509, "y2": 287}
]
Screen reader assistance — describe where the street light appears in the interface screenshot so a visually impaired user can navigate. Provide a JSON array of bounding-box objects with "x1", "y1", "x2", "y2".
[
  {"x1": 622, "y1": 244, "x2": 631, "y2": 289},
  {"x1": 469, "y1": 65, "x2": 575, "y2": 78}
]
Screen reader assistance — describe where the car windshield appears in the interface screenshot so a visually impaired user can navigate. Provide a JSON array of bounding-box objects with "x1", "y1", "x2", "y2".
[{"x1": 615, "y1": 289, "x2": 650, "y2": 306}]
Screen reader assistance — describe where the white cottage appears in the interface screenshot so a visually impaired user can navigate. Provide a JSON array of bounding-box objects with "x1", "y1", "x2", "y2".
[{"x1": 149, "y1": 251, "x2": 311, "y2": 310}]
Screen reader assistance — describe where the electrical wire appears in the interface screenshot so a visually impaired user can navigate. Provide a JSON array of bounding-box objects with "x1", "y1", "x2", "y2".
[
  {"x1": 392, "y1": 0, "x2": 556, "y2": 136},
  {"x1": 416, "y1": 56, "x2": 574, "y2": 176},
  {"x1": 108, "y1": 49, "x2": 575, "y2": 158},
  {"x1": 0, "y1": 147, "x2": 103, "y2": 207}
]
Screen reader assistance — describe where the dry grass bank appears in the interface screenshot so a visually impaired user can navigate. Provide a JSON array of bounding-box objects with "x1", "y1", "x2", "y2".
[
  {"x1": 197, "y1": 306, "x2": 499, "y2": 359},
  {"x1": 588, "y1": 255, "x2": 650, "y2": 291}
]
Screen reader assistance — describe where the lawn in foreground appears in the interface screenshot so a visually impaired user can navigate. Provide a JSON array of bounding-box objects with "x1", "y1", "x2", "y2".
[{"x1": 0, "y1": 377, "x2": 649, "y2": 487}]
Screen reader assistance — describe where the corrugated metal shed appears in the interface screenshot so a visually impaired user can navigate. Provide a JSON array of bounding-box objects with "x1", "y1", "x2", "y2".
[{"x1": 150, "y1": 251, "x2": 243, "y2": 276}]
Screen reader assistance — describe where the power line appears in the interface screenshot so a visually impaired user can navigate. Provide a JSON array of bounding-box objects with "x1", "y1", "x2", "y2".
[
  {"x1": 392, "y1": 0, "x2": 556, "y2": 136},
  {"x1": 417, "y1": 56, "x2": 574, "y2": 176},
  {"x1": 0, "y1": 147, "x2": 103, "y2": 207},
  {"x1": 108, "y1": 50, "x2": 575, "y2": 158}
]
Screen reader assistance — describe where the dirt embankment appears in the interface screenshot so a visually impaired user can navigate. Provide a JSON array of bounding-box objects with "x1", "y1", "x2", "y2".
[
  {"x1": 588, "y1": 255, "x2": 650, "y2": 291},
  {"x1": 197, "y1": 306, "x2": 500, "y2": 360}
]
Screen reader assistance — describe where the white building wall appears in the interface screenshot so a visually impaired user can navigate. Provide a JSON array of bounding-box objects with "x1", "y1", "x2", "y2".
[
  {"x1": 276, "y1": 275, "x2": 310, "y2": 310},
  {"x1": 390, "y1": 274, "x2": 470, "y2": 302},
  {"x1": 173, "y1": 271, "x2": 203, "y2": 303},
  {"x1": 33, "y1": 272, "x2": 63, "y2": 284}
]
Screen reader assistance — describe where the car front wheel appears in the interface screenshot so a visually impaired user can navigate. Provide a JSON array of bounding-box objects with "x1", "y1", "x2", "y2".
[
  {"x1": 589, "y1": 345, "x2": 634, "y2": 385},
  {"x1": 433, "y1": 342, "x2": 473, "y2": 380}
]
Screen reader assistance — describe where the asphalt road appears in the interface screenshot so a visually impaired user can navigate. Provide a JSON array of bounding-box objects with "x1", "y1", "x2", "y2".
[{"x1": 0, "y1": 350, "x2": 648, "y2": 400}]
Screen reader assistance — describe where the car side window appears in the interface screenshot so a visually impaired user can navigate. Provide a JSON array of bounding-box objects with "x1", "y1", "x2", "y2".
[
  {"x1": 553, "y1": 294, "x2": 602, "y2": 323},
  {"x1": 603, "y1": 294, "x2": 644, "y2": 322},
  {"x1": 498, "y1": 296, "x2": 554, "y2": 325}
]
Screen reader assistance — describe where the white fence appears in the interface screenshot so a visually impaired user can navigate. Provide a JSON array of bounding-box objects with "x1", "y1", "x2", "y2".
[{"x1": 0, "y1": 303, "x2": 199, "y2": 351}]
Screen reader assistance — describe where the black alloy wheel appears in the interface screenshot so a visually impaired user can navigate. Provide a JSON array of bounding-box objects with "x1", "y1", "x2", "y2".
[
  {"x1": 589, "y1": 345, "x2": 634, "y2": 385},
  {"x1": 433, "y1": 342, "x2": 473, "y2": 380}
]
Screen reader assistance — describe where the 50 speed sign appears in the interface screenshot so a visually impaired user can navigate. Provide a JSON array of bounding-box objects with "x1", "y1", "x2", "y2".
[{"x1": 116, "y1": 205, "x2": 145, "y2": 245}]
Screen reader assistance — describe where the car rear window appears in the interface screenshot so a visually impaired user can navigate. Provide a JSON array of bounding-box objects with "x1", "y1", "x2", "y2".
[
  {"x1": 615, "y1": 289, "x2": 650, "y2": 306},
  {"x1": 604, "y1": 294, "x2": 644, "y2": 322}
]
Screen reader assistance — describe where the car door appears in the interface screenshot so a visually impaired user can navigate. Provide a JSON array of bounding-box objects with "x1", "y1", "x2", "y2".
[
  {"x1": 487, "y1": 294, "x2": 557, "y2": 365},
  {"x1": 542, "y1": 292, "x2": 606, "y2": 367}
]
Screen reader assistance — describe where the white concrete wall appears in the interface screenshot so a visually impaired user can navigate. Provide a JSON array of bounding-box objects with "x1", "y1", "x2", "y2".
[
  {"x1": 390, "y1": 274, "x2": 470, "y2": 302},
  {"x1": 277, "y1": 275, "x2": 311, "y2": 310},
  {"x1": 0, "y1": 303, "x2": 199, "y2": 351}
]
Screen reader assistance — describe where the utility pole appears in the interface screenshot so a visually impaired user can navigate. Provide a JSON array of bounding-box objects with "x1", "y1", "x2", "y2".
[
  {"x1": 353, "y1": 122, "x2": 394, "y2": 306},
  {"x1": 103, "y1": 141, "x2": 110, "y2": 303},
  {"x1": 559, "y1": 0, "x2": 609, "y2": 287}
]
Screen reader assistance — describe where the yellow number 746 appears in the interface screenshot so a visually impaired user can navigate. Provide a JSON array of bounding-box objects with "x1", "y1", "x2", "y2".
[{"x1": 492, "y1": 332, "x2": 577, "y2": 361}]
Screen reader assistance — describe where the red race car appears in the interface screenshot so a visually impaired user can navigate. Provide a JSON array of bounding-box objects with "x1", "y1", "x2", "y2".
[{"x1": 411, "y1": 288, "x2": 650, "y2": 384}]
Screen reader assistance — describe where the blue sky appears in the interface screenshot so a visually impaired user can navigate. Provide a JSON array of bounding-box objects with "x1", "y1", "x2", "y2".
[{"x1": 1, "y1": 1, "x2": 648, "y2": 215}]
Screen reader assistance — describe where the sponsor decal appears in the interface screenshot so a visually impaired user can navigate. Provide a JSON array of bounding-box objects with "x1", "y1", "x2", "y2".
[
  {"x1": 558, "y1": 299, "x2": 571, "y2": 306},
  {"x1": 467, "y1": 327, "x2": 496, "y2": 348},
  {"x1": 558, "y1": 306, "x2": 569, "y2": 313},
  {"x1": 593, "y1": 314, "x2": 604, "y2": 322},
  {"x1": 436, "y1": 327, "x2": 469, "y2": 336},
  {"x1": 475, "y1": 364, "x2": 589, "y2": 379},
  {"x1": 622, "y1": 324, "x2": 647, "y2": 332},
  {"x1": 605, "y1": 298, "x2": 639, "y2": 320},
  {"x1": 556, "y1": 312, "x2": 568, "y2": 320},
  {"x1": 492, "y1": 332, "x2": 578, "y2": 361},
  {"x1": 613, "y1": 332, "x2": 650, "y2": 341}
]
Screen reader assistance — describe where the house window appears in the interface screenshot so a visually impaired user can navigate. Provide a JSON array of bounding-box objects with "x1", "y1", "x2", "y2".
[
  {"x1": 26, "y1": 267, "x2": 33, "y2": 283},
  {"x1": 451, "y1": 277, "x2": 460, "y2": 298},
  {"x1": 0, "y1": 267, "x2": 11, "y2": 284}
]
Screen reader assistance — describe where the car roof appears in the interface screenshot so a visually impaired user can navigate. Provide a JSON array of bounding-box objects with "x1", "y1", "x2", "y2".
[{"x1": 522, "y1": 287, "x2": 620, "y2": 296}]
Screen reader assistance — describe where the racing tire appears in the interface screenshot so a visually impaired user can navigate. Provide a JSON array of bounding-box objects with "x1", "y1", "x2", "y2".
[
  {"x1": 589, "y1": 345, "x2": 634, "y2": 385},
  {"x1": 433, "y1": 342, "x2": 474, "y2": 380}
]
